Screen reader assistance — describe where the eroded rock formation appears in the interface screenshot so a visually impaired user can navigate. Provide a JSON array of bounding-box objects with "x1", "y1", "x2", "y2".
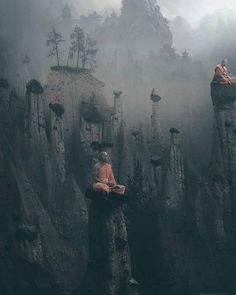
[
  {"x1": 211, "y1": 84, "x2": 236, "y2": 238},
  {"x1": 2, "y1": 60, "x2": 236, "y2": 295},
  {"x1": 75, "y1": 193, "x2": 138, "y2": 295},
  {"x1": 0, "y1": 74, "x2": 92, "y2": 295}
]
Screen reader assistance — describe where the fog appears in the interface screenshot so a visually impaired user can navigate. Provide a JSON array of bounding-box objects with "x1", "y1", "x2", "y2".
[
  {"x1": 158, "y1": 0, "x2": 236, "y2": 25},
  {"x1": 1, "y1": 0, "x2": 236, "y2": 171},
  {"x1": 73, "y1": 0, "x2": 236, "y2": 26}
]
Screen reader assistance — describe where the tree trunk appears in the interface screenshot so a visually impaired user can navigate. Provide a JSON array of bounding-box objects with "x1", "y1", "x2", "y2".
[
  {"x1": 66, "y1": 53, "x2": 69, "y2": 67},
  {"x1": 56, "y1": 43, "x2": 60, "y2": 67},
  {"x1": 77, "y1": 40, "x2": 80, "y2": 68},
  {"x1": 77, "y1": 51, "x2": 79, "y2": 69},
  {"x1": 82, "y1": 53, "x2": 85, "y2": 69}
]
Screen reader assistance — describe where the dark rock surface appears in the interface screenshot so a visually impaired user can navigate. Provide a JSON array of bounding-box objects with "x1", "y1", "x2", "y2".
[
  {"x1": 74, "y1": 192, "x2": 137, "y2": 295},
  {"x1": 0, "y1": 74, "x2": 90, "y2": 295},
  {"x1": 2, "y1": 68, "x2": 236, "y2": 295},
  {"x1": 211, "y1": 83, "x2": 236, "y2": 237}
]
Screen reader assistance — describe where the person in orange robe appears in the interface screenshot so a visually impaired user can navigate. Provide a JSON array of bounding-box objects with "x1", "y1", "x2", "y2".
[
  {"x1": 212, "y1": 59, "x2": 236, "y2": 84},
  {"x1": 93, "y1": 151, "x2": 126, "y2": 195}
]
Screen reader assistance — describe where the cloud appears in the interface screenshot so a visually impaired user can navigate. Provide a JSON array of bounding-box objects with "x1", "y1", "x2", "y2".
[
  {"x1": 68, "y1": 0, "x2": 121, "y2": 15},
  {"x1": 70, "y1": 0, "x2": 236, "y2": 26},
  {"x1": 158, "y1": 0, "x2": 236, "y2": 25}
]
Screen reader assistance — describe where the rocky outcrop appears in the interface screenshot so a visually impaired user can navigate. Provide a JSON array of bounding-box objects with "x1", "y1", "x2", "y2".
[
  {"x1": 120, "y1": 0, "x2": 172, "y2": 54},
  {"x1": 0, "y1": 78, "x2": 10, "y2": 111},
  {"x1": 112, "y1": 90, "x2": 123, "y2": 137},
  {"x1": 44, "y1": 68, "x2": 106, "y2": 144},
  {"x1": 76, "y1": 192, "x2": 138, "y2": 295},
  {"x1": 25, "y1": 80, "x2": 47, "y2": 149},
  {"x1": 0, "y1": 76, "x2": 90, "y2": 295},
  {"x1": 150, "y1": 89, "x2": 162, "y2": 156},
  {"x1": 4, "y1": 57, "x2": 236, "y2": 295},
  {"x1": 49, "y1": 108, "x2": 66, "y2": 183},
  {"x1": 93, "y1": 0, "x2": 172, "y2": 66},
  {"x1": 43, "y1": 68, "x2": 108, "y2": 190},
  {"x1": 165, "y1": 128, "x2": 185, "y2": 210},
  {"x1": 210, "y1": 83, "x2": 236, "y2": 238}
]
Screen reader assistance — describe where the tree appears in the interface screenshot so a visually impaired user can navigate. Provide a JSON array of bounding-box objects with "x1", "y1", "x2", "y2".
[
  {"x1": 181, "y1": 49, "x2": 190, "y2": 62},
  {"x1": 47, "y1": 27, "x2": 65, "y2": 67},
  {"x1": 81, "y1": 36, "x2": 98, "y2": 70},
  {"x1": 66, "y1": 47, "x2": 74, "y2": 67},
  {"x1": 70, "y1": 26, "x2": 85, "y2": 68},
  {"x1": 158, "y1": 43, "x2": 178, "y2": 62}
]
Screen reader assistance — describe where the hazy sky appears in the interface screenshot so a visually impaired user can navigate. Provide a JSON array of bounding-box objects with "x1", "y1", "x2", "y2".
[
  {"x1": 75, "y1": 0, "x2": 236, "y2": 26},
  {"x1": 158, "y1": 0, "x2": 236, "y2": 24}
]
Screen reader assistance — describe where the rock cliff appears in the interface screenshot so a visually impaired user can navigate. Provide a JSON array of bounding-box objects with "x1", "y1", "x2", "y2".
[
  {"x1": 2, "y1": 62, "x2": 236, "y2": 295},
  {"x1": 74, "y1": 193, "x2": 138, "y2": 295},
  {"x1": 211, "y1": 84, "x2": 236, "y2": 238},
  {"x1": 93, "y1": 0, "x2": 172, "y2": 65},
  {"x1": 120, "y1": 0, "x2": 172, "y2": 53}
]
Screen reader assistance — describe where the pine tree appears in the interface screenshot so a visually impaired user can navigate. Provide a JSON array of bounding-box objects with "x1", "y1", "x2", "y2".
[
  {"x1": 66, "y1": 47, "x2": 74, "y2": 67},
  {"x1": 181, "y1": 49, "x2": 190, "y2": 62},
  {"x1": 70, "y1": 26, "x2": 85, "y2": 68},
  {"x1": 81, "y1": 36, "x2": 98, "y2": 70},
  {"x1": 47, "y1": 27, "x2": 64, "y2": 67}
]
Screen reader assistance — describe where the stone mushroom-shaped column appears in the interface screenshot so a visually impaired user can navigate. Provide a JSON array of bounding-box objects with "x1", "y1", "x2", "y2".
[
  {"x1": 165, "y1": 128, "x2": 185, "y2": 209},
  {"x1": 150, "y1": 89, "x2": 162, "y2": 156}
]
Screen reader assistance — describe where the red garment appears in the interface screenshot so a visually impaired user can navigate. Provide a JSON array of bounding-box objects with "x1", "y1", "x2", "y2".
[
  {"x1": 93, "y1": 163, "x2": 125, "y2": 194},
  {"x1": 94, "y1": 163, "x2": 116, "y2": 185},
  {"x1": 212, "y1": 65, "x2": 236, "y2": 84}
]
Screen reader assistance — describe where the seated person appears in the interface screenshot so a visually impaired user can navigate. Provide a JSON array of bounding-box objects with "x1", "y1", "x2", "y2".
[
  {"x1": 212, "y1": 59, "x2": 236, "y2": 85},
  {"x1": 93, "y1": 151, "x2": 125, "y2": 195}
]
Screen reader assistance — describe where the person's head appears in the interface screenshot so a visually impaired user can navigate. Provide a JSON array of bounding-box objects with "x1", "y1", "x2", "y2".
[
  {"x1": 221, "y1": 59, "x2": 228, "y2": 67},
  {"x1": 99, "y1": 151, "x2": 109, "y2": 163}
]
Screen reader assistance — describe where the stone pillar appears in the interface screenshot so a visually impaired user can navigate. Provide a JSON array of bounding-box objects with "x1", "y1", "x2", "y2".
[
  {"x1": 49, "y1": 109, "x2": 66, "y2": 183},
  {"x1": 165, "y1": 128, "x2": 185, "y2": 210},
  {"x1": 0, "y1": 78, "x2": 11, "y2": 139},
  {"x1": 0, "y1": 78, "x2": 10, "y2": 111},
  {"x1": 113, "y1": 90, "x2": 123, "y2": 136},
  {"x1": 169, "y1": 128, "x2": 185, "y2": 197},
  {"x1": 24, "y1": 80, "x2": 47, "y2": 148},
  {"x1": 211, "y1": 83, "x2": 236, "y2": 236},
  {"x1": 77, "y1": 194, "x2": 139, "y2": 295},
  {"x1": 150, "y1": 88, "x2": 161, "y2": 156}
]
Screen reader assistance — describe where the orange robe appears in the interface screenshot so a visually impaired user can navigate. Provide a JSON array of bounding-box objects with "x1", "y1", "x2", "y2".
[
  {"x1": 212, "y1": 64, "x2": 236, "y2": 84},
  {"x1": 93, "y1": 163, "x2": 125, "y2": 194}
]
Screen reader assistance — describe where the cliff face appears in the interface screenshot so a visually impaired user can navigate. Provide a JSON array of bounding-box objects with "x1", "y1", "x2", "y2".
[
  {"x1": 165, "y1": 128, "x2": 185, "y2": 210},
  {"x1": 75, "y1": 194, "x2": 138, "y2": 295},
  {"x1": 43, "y1": 68, "x2": 108, "y2": 190},
  {"x1": 44, "y1": 69, "x2": 106, "y2": 141},
  {"x1": 0, "y1": 68, "x2": 140, "y2": 295},
  {"x1": 119, "y1": 86, "x2": 236, "y2": 295},
  {"x1": 93, "y1": 0, "x2": 172, "y2": 65},
  {"x1": 0, "y1": 73, "x2": 99, "y2": 295},
  {"x1": 3, "y1": 61, "x2": 236, "y2": 295},
  {"x1": 120, "y1": 0, "x2": 172, "y2": 53},
  {"x1": 211, "y1": 84, "x2": 236, "y2": 238}
]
